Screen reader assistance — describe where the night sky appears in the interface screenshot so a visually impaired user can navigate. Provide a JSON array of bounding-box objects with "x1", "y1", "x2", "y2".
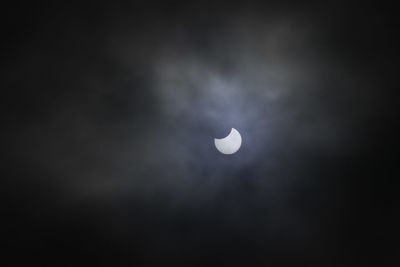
[{"x1": 3, "y1": 1, "x2": 399, "y2": 266}]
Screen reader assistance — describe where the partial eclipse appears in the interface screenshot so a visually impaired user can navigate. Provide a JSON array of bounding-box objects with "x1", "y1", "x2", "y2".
[{"x1": 214, "y1": 128, "x2": 242, "y2": 155}]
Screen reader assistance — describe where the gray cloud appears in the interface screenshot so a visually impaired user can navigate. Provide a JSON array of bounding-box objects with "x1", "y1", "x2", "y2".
[{"x1": 5, "y1": 3, "x2": 397, "y2": 265}]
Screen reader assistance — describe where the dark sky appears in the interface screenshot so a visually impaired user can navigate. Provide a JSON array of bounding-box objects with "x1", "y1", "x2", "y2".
[{"x1": 3, "y1": 1, "x2": 399, "y2": 266}]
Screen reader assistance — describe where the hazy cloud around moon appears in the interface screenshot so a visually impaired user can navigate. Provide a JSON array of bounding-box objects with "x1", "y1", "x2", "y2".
[
  {"x1": 4, "y1": 2, "x2": 397, "y2": 265},
  {"x1": 11, "y1": 6, "x2": 389, "y2": 202}
]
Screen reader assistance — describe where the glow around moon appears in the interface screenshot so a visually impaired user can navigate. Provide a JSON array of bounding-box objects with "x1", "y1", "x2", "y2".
[{"x1": 214, "y1": 128, "x2": 242, "y2": 155}]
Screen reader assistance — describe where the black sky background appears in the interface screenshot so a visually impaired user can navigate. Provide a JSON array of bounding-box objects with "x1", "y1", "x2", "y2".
[{"x1": 2, "y1": 1, "x2": 399, "y2": 266}]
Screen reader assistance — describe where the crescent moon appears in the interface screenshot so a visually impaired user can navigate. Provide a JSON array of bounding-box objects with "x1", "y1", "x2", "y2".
[{"x1": 214, "y1": 128, "x2": 242, "y2": 155}]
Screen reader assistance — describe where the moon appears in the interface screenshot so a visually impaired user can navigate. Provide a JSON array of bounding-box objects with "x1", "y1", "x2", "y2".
[{"x1": 214, "y1": 128, "x2": 242, "y2": 155}]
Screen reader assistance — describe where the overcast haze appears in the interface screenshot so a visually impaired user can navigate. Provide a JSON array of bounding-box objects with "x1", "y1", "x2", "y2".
[{"x1": 3, "y1": 1, "x2": 398, "y2": 266}]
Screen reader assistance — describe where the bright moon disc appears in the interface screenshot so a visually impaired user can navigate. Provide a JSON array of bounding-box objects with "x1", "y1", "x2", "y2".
[{"x1": 214, "y1": 128, "x2": 242, "y2": 154}]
